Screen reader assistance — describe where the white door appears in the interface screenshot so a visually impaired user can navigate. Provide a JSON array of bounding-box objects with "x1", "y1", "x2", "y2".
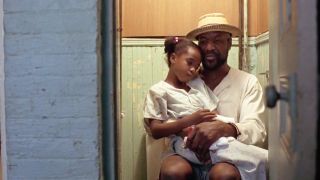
[{"x1": 267, "y1": 0, "x2": 317, "y2": 179}]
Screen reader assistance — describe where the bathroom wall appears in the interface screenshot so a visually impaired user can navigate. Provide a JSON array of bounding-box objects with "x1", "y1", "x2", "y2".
[{"x1": 122, "y1": 0, "x2": 269, "y2": 37}]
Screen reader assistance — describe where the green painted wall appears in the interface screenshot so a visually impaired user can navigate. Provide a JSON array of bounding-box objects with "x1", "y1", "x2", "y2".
[{"x1": 120, "y1": 40, "x2": 168, "y2": 180}]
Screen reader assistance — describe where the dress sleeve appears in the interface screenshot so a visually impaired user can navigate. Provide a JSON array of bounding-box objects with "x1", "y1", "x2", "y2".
[
  {"x1": 143, "y1": 87, "x2": 169, "y2": 134},
  {"x1": 235, "y1": 78, "x2": 267, "y2": 147}
]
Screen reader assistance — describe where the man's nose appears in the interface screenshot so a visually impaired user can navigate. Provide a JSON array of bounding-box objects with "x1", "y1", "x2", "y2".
[{"x1": 206, "y1": 41, "x2": 216, "y2": 51}]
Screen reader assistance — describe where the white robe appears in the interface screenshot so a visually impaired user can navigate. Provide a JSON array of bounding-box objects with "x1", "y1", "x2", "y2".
[{"x1": 143, "y1": 68, "x2": 268, "y2": 180}]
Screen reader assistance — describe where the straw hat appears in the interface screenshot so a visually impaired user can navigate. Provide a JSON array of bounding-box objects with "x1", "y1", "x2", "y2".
[{"x1": 187, "y1": 13, "x2": 241, "y2": 40}]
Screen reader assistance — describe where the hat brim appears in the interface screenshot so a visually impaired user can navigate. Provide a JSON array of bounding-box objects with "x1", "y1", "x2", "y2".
[{"x1": 186, "y1": 24, "x2": 241, "y2": 40}]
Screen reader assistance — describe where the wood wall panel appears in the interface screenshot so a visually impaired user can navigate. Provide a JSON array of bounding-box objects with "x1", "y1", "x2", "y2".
[
  {"x1": 258, "y1": 0, "x2": 269, "y2": 34},
  {"x1": 255, "y1": 40, "x2": 269, "y2": 148},
  {"x1": 248, "y1": 0, "x2": 269, "y2": 36},
  {"x1": 123, "y1": 0, "x2": 269, "y2": 37},
  {"x1": 248, "y1": 0, "x2": 259, "y2": 36},
  {"x1": 120, "y1": 45, "x2": 168, "y2": 180},
  {"x1": 122, "y1": 0, "x2": 239, "y2": 37}
]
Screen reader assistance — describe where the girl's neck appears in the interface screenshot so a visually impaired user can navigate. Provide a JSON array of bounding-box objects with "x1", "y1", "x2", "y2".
[{"x1": 165, "y1": 71, "x2": 190, "y2": 92}]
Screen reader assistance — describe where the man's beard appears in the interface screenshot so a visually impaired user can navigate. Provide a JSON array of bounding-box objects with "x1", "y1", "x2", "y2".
[{"x1": 202, "y1": 51, "x2": 227, "y2": 71}]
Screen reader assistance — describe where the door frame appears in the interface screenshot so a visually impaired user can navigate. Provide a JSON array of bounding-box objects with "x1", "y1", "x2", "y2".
[
  {"x1": 0, "y1": 0, "x2": 7, "y2": 179},
  {"x1": 317, "y1": 1, "x2": 320, "y2": 179}
]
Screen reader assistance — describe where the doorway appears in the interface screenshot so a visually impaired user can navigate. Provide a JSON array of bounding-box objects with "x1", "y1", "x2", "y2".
[
  {"x1": 116, "y1": 0, "x2": 318, "y2": 180},
  {"x1": 118, "y1": 1, "x2": 270, "y2": 180}
]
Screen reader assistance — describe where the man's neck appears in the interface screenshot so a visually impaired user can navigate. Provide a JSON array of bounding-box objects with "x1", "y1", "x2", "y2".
[{"x1": 201, "y1": 65, "x2": 230, "y2": 91}]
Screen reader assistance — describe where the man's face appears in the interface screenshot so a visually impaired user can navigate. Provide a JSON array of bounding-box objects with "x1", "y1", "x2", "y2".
[{"x1": 197, "y1": 31, "x2": 232, "y2": 71}]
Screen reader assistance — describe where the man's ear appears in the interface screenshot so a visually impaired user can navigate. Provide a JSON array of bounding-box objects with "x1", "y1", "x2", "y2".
[{"x1": 169, "y1": 53, "x2": 177, "y2": 64}]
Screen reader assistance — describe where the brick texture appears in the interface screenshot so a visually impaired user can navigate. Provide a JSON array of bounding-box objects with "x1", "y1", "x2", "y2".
[{"x1": 3, "y1": 0, "x2": 100, "y2": 179}]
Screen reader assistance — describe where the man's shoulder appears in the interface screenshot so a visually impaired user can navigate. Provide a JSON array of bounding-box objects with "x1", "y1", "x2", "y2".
[
  {"x1": 230, "y1": 68, "x2": 258, "y2": 82},
  {"x1": 229, "y1": 68, "x2": 262, "y2": 92}
]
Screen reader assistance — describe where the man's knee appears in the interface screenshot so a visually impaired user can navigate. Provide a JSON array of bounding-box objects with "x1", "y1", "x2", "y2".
[
  {"x1": 160, "y1": 155, "x2": 193, "y2": 180},
  {"x1": 209, "y1": 162, "x2": 241, "y2": 180}
]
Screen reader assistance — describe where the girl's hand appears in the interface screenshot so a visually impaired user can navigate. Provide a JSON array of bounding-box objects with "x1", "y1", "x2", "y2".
[
  {"x1": 186, "y1": 109, "x2": 217, "y2": 125},
  {"x1": 211, "y1": 109, "x2": 219, "y2": 114}
]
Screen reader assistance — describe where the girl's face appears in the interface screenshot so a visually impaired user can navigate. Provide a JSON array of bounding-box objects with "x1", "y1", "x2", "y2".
[{"x1": 170, "y1": 47, "x2": 202, "y2": 82}]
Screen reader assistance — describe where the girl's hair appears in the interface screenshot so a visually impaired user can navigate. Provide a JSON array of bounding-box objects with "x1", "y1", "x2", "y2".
[{"x1": 164, "y1": 36, "x2": 202, "y2": 66}]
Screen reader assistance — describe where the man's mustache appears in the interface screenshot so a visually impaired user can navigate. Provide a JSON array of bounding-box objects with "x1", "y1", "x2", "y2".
[{"x1": 205, "y1": 50, "x2": 220, "y2": 58}]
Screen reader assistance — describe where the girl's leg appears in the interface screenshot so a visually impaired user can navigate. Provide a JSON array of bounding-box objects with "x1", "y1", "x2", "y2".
[
  {"x1": 160, "y1": 155, "x2": 193, "y2": 180},
  {"x1": 208, "y1": 162, "x2": 241, "y2": 180}
]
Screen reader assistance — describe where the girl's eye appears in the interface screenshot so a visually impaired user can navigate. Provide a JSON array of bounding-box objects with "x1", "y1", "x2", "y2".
[{"x1": 186, "y1": 60, "x2": 193, "y2": 66}]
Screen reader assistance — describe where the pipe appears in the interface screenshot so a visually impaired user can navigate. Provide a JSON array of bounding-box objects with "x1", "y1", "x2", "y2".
[
  {"x1": 101, "y1": 0, "x2": 118, "y2": 179},
  {"x1": 238, "y1": 0, "x2": 249, "y2": 71},
  {"x1": 238, "y1": 0, "x2": 243, "y2": 70},
  {"x1": 243, "y1": 0, "x2": 249, "y2": 72}
]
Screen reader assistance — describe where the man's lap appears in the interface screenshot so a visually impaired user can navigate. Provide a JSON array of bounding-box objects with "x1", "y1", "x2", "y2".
[{"x1": 190, "y1": 161, "x2": 213, "y2": 180}]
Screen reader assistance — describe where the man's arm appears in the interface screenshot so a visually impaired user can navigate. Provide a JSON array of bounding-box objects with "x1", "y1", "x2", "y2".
[
  {"x1": 234, "y1": 80, "x2": 266, "y2": 146},
  {"x1": 186, "y1": 79, "x2": 266, "y2": 154}
]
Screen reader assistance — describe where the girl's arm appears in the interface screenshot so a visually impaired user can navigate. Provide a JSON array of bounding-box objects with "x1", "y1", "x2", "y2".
[
  {"x1": 177, "y1": 109, "x2": 220, "y2": 137},
  {"x1": 148, "y1": 109, "x2": 217, "y2": 139}
]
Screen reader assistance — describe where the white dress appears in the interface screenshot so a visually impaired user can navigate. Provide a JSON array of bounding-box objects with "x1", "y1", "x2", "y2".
[{"x1": 143, "y1": 73, "x2": 268, "y2": 180}]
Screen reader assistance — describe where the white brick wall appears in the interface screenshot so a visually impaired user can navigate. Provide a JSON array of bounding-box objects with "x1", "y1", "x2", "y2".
[{"x1": 3, "y1": 0, "x2": 100, "y2": 179}]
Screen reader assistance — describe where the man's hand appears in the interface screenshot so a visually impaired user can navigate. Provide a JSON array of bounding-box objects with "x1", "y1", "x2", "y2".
[{"x1": 186, "y1": 121, "x2": 237, "y2": 156}]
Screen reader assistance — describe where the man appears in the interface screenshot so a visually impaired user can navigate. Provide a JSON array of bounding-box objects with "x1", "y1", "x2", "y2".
[{"x1": 159, "y1": 13, "x2": 267, "y2": 180}]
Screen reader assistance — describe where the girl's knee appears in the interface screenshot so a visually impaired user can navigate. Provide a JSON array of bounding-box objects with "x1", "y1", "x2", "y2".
[
  {"x1": 209, "y1": 162, "x2": 241, "y2": 180},
  {"x1": 160, "y1": 155, "x2": 193, "y2": 180}
]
